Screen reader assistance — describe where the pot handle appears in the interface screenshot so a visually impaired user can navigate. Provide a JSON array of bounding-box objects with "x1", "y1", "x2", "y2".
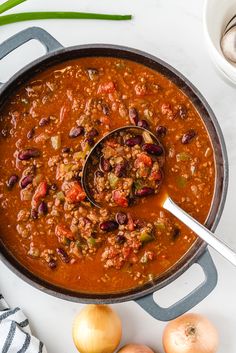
[
  {"x1": 135, "y1": 249, "x2": 217, "y2": 321},
  {"x1": 0, "y1": 27, "x2": 63, "y2": 86}
]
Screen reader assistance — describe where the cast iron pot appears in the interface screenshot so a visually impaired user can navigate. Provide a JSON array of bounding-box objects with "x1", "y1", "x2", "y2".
[{"x1": 0, "y1": 27, "x2": 229, "y2": 321}]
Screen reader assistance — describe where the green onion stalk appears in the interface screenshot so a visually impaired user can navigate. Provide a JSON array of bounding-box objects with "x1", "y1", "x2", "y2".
[
  {"x1": 0, "y1": 0, "x2": 27, "y2": 15},
  {"x1": 0, "y1": 12, "x2": 132, "y2": 26},
  {"x1": 0, "y1": 0, "x2": 132, "y2": 26}
]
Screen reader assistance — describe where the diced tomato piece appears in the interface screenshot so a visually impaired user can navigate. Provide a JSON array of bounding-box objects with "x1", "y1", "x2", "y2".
[
  {"x1": 34, "y1": 181, "x2": 48, "y2": 199},
  {"x1": 135, "y1": 153, "x2": 152, "y2": 167},
  {"x1": 98, "y1": 81, "x2": 115, "y2": 94},
  {"x1": 112, "y1": 190, "x2": 128, "y2": 207},
  {"x1": 55, "y1": 224, "x2": 74, "y2": 241},
  {"x1": 32, "y1": 181, "x2": 47, "y2": 208},
  {"x1": 127, "y1": 213, "x2": 134, "y2": 231},
  {"x1": 66, "y1": 183, "x2": 86, "y2": 203}
]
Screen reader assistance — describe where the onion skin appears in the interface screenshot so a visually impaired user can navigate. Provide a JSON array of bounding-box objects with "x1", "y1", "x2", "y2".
[
  {"x1": 163, "y1": 313, "x2": 219, "y2": 353},
  {"x1": 72, "y1": 304, "x2": 122, "y2": 353},
  {"x1": 118, "y1": 343, "x2": 155, "y2": 353}
]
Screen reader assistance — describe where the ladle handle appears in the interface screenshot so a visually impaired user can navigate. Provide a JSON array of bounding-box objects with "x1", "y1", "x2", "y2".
[{"x1": 164, "y1": 197, "x2": 236, "y2": 266}]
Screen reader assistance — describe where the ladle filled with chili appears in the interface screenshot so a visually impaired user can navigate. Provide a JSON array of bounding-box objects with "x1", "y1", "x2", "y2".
[{"x1": 82, "y1": 126, "x2": 236, "y2": 267}]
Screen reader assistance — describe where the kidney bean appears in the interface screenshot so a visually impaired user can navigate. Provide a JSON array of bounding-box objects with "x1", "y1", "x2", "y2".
[
  {"x1": 20, "y1": 175, "x2": 33, "y2": 189},
  {"x1": 39, "y1": 117, "x2": 50, "y2": 126},
  {"x1": 135, "y1": 187, "x2": 154, "y2": 197},
  {"x1": 100, "y1": 220, "x2": 119, "y2": 232},
  {"x1": 48, "y1": 259, "x2": 57, "y2": 269},
  {"x1": 27, "y1": 127, "x2": 35, "y2": 139},
  {"x1": 69, "y1": 126, "x2": 84, "y2": 138},
  {"x1": 125, "y1": 135, "x2": 143, "y2": 147},
  {"x1": 142, "y1": 143, "x2": 164, "y2": 156},
  {"x1": 182, "y1": 129, "x2": 196, "y2": 144},
  {"x1": 56, "y1": 247, "x2": 70, "y2": 263},
  {"x1": 116, "y1": 212, "x2": 128, "y2": 225},
  {"x1": 116, "y1": 234, "x2": 126, "y2": 244},
  {"x1": 129, "y1": 107, "x2": 139, "y2": 125},
  {"x1": 138, "y1": 120, "x2": 149, "y2": 129},
  {"x1": 18, "y1": 148, "x2": 40, "y2": 160},
  {"x1": 100, "y1": 156, "x2": 111, "y2": 172},
  {"x1": 156, "y1": 125, "x2": 167, "y2": 137},
  {"x1": 114, "y1": 162, "x2": 127, "y2": 177},
  {"x1": 102, "y1": 104, "x2": 110, "y2": 115},
  {"x1": 62, "y1": 147, "x2": 70, "y2": 153},
  {"x1": 38, "y1": 201, "x2": 48, "y2": 215},
  {"x1": 7, "y1": 175, "x2": 18, "y2": 189},
  {"x1": 87, "y1": 128, "x2": 99, "y2": 139}
]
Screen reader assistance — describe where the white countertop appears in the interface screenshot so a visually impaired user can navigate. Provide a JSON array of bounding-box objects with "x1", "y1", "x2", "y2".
[{"x1": 0, "y1": 0, "x2": 236, "y2": 352}]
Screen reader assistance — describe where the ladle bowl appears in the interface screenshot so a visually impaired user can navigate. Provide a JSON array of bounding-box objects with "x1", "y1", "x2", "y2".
[{"x1": 81, "y1": 125, "x2": 164, "y2": 208}]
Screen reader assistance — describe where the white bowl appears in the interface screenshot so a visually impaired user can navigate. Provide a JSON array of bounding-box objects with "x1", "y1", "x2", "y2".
[{"x1": 203, "y1": 0, "x2": 236, "y2": 84}]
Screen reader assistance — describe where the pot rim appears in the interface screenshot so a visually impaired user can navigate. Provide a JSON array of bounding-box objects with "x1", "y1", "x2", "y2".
[{"x1": 0, "y1": 43, "x2": 229, "y2": 303}]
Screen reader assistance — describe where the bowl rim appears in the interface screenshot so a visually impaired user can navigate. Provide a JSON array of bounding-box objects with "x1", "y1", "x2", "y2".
[
  {"x1": 203, "y1": 0, "x2": 236, "y2": 80},
  {"x1": 0, "y1": 43, "x2": 229, "y2": 303}
]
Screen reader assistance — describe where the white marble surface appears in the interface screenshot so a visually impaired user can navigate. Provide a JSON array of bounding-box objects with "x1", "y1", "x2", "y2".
[{"x1": 0, "y1": 0, "x2": 236, "y2": 352}]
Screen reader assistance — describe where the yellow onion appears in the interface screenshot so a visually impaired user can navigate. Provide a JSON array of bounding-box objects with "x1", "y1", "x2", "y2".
[
  {"x1": 118, "y1": 343, "x2": 155, "y2": 353},
  {"x1": 72, "y1": 304, "x2": 122, "y2": 353},
  {"x1": 162, "y1": 313, "x2": 219, "y2": 353}
]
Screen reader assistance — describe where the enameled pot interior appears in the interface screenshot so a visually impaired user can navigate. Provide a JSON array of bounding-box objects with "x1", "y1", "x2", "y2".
[{"x1": 0, "y1": 46, "x2": 228, "y2": 302}]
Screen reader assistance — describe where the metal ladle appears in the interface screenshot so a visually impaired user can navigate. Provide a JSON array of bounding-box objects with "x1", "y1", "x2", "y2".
[{"x1": 82, "y1": 126, "x2": 236, "y2": 266}]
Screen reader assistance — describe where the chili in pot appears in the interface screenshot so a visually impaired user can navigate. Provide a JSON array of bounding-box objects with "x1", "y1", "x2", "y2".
[{"x1": 0, "y1": 57, "x2": 215, "y2": 293}]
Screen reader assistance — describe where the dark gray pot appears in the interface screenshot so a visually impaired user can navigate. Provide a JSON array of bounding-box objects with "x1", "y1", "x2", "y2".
[{"x1": 0, "y1": 27, "x2": 229, "y2": 321}]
